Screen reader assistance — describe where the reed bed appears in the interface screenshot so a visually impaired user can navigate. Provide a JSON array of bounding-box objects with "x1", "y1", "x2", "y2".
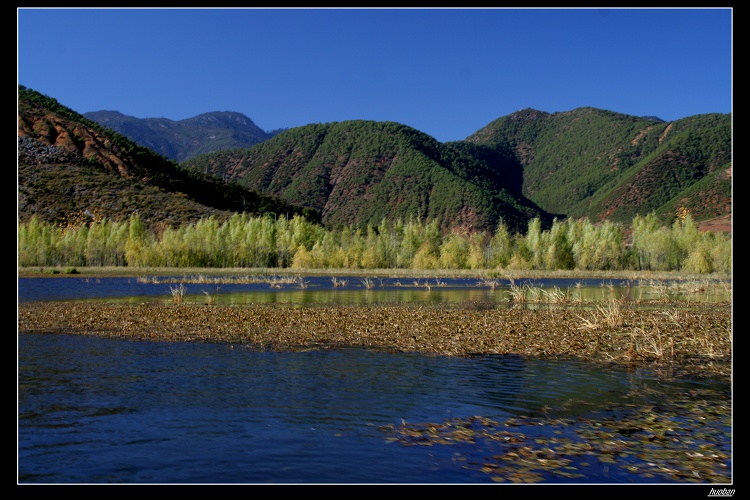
[{"x1": 142, "y1": 275, "x2": 730, "y2": 301}]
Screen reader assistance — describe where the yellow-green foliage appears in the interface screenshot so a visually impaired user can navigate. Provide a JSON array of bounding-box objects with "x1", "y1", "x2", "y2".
[
  {"x1": 18, "y1": 211, "x2": 731, "y2": 273},
  {"x1": 629, "y1": 211, "x2": 730, "y2": 273}
]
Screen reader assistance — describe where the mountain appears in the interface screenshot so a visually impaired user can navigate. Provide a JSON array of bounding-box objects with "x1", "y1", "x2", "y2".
[
  {"x1": 180, "y1": 120, "x2": 555, "y2": 233},
  {"x1": 466, "y1": 107, "x2": 732, "y2": 225},
  {"x1": 17, "y1": 86, "x2": 317, "y2": 229},
  {"x1": 18, "y1": 85, "x2": 731, "y2": 236},
  {"x1": 82, "y1": 110, "x2": 281, "y2": 162},
  {"x1": 180, "y1": 108, "x2": 731, "y2": 232}
]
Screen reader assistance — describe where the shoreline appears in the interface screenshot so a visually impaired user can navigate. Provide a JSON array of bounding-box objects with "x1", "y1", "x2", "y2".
[
  {"x1": 18, "y1": 300, "x2": 732, "y2": 382},
  {"x1": 17, "y1": 266, "x2": 733, "y2": 282}
]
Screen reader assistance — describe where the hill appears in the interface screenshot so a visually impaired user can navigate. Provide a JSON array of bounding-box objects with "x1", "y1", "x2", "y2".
[
  {"x1": 180, "y1": 120, "x2": 555, "y2": 233},
  {"x1": 82, "y1": 110, "x2": 282, "y2": 162},
  {"x1": 466, "y1": 107, "x2": 732, "y2": 225},
  {"x1": 17, "y1": 86, "x2": 317, "y2": 229},
  {"x1": 181, "y1": 108, "x2": 731, "y2": 232}
]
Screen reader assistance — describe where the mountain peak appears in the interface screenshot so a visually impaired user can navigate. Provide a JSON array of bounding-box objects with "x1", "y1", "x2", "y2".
[{"x1": 83, "y1": 110, "x2": 276, "y2": 162}]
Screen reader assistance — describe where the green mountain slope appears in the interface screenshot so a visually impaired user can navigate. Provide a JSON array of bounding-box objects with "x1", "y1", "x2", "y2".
[
  {"x1": 19, "y1": 84, "x2": 731, "y2": 236},
  {"x1": 466, "y1": 107, "x2": 731, "y2": 224},
  {"x1": 181, "y1": 120, "x2": 554, "y2": 233}
]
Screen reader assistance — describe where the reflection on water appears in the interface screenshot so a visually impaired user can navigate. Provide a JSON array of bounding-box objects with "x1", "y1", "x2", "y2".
[{"x1": 17, "y1": 276, "x2": 732, "y2": 305}]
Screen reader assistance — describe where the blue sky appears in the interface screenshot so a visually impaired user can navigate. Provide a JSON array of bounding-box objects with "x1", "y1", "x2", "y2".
[{"x1": 17, "y1": 7, "x2": 732, "y2": 143}]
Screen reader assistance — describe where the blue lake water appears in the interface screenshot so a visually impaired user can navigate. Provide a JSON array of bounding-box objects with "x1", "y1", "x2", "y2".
[{"x1": 17, "y1": 276, "x2": 732, "y2": 484}]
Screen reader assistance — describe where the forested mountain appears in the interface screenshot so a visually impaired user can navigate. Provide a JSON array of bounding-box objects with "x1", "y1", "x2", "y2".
[
  {"x1": 17, "y1": 86, "x2": 316, "y2": 229},
  {"x1": 466, "y1": 107, "x2": 732, "y2": 225},
  {"x1": 18, "y1": 85, "x2": 731, "y2": 236},
  {"x1": 82, "y1": 110, "x2": 282, "y2": 162},
  {"x1": 180, "y1": 121, "x2": 554, "y2": 233},
  {"x1": 181, "y1": 108, "x2": 731, "y2": 232}
]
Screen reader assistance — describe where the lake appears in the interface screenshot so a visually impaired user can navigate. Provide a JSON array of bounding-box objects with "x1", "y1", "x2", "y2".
[{"x1": 17, "y1": 275, "x2": 732, "y2": 484}]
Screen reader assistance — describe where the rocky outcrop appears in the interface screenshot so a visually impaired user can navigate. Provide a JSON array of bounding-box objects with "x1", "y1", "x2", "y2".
[{"x1": 18, "y1": 102, "x2": 147, "y2": 179}]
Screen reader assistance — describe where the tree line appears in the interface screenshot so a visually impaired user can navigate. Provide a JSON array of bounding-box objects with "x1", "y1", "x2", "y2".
[{"x1": 17, "y1": 210, "x2": 731, "y2": 273}]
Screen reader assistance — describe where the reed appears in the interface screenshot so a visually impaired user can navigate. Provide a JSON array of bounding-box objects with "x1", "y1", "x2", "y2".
[
  {"x1": 202, "y1": 289, "x2": 216, "y2": 305},
  {"x1": 508, "y1": 282, "x2": 528, "y2": 303},
  {"x1": 331, "y1": 276, "x2": 349, "y2": 287},
  {"x1": 170, "y1": 283, "x2": 187, "y2": 304},
  {"x1": 576, "y1": 298, "x2": 624, "y2": 331},
  {"x1": 542, "y1": 286, "x2": 571, "y2": 304},
  {"x1": 266, "y1": 275, "x2": 304, "y2": 286},
  {"x1": 478, "y1": 277, "x2": 502, "y2": 290},
  {"x1": 526, "y1": 285, "x2": 542, "y2": 303},
  {"x1": 628, "y1": 325, "x2": 673, "y2": 359},
  {"x1": 575, "y1": 281, "x2": 583, "y2": 304}
]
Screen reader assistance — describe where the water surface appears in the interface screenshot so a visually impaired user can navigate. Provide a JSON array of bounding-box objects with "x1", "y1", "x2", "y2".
[
  {"x1": 17, "y1": 276, "x2": 732, "y2": 484},
  {"x1": 18, "y1": 333, "x2": 730, "y2": 484}
]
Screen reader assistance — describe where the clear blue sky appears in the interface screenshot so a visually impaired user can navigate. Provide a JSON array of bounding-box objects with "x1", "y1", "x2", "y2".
[{"x1": 18, "y1": 7, "x2": 732, "y2": 143}]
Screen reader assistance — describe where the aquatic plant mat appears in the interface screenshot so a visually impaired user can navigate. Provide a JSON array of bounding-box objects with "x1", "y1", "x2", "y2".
[
  {"x1": 18, "y1": 301, "x2": 730, "y2": 378},
  {"x1": 379, "y1": 384, "x2": 730, "y2": 483}
]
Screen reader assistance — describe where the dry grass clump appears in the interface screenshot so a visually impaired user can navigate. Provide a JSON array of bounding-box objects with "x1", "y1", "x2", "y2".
[
  {"x1": 576, "y1": 298, "x2": 625, "y2": 331},
  {"x1": 169, "y1": 283, "x2": 187, "y2": 304}
]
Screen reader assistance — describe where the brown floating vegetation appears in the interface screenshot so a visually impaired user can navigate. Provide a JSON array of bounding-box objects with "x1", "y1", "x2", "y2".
[
  {"x1": 17, "y1": 299, "x2": 731, "y2": 381},
  {"x1": 380, "y1": 384, "x2": 731, "y2": 484}
]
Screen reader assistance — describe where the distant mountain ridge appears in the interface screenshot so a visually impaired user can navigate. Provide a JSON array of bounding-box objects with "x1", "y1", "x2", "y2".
[{"x1": 83, "y1": 110, "x2": 282, "y2": 162}]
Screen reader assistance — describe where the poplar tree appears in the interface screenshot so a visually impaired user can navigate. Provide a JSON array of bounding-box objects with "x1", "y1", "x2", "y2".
[{"x1": 124, "y1": 214, "x2": 149, "y2": 267}]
